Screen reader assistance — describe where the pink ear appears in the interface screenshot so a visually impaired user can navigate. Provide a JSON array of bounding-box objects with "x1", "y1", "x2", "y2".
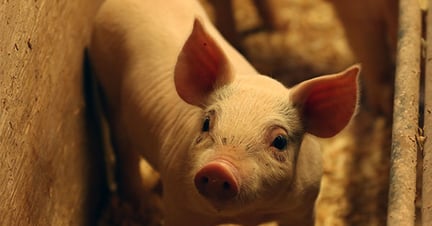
[
  {"x1": 290, "y1": 65, "x2": 360, "y2": 138},
  {"x1": 174, "y1": 18, "x2": 233, "y2": 106}
]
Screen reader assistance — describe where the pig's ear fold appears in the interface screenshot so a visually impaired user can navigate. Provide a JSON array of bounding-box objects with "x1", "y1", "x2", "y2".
[
  {"x1": 174, "y1": 18, "x2": 233, "y2": 106},
  {"x1": 290, "y1": 65, "x2": 360, "y2": 138}
]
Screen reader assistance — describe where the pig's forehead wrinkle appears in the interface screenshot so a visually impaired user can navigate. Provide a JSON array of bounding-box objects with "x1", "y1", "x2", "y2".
[
  {"x1": 208, "y1": 91, "x2": 300, "y2": 127},
  {"x1": 211, "y1": 82, "x2": 291, "y2": 110},
  {"x1": 211, "y1": 75, "x2": 290, "y2": 102}
]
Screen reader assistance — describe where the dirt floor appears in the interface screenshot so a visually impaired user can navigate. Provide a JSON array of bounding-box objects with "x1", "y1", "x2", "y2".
[{"x1": 98, "y1": 0, "x2": 395, "y2": 225}]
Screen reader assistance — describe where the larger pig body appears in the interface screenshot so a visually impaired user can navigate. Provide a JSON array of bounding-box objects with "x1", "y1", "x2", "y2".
[{"x1": 89, "y1": 0, "x2": 359, "y2": 225}]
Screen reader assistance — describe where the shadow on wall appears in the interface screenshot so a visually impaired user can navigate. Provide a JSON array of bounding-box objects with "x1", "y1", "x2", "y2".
[{"x1": 82, "y1": 50, "x2": 111, "y2": 225}]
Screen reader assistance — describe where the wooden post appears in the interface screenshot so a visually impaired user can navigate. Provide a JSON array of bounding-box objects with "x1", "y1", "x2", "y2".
[
  {"x1": 422, "y1": 0, "x2": 432, "y2": 224},
  {"x1": 387, "y1": 0, "x2": 422, "y2": 225}
]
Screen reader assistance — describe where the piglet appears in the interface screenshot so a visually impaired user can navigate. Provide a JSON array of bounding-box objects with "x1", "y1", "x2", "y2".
[{"x1": 89, "y1": 0, "x2": 360, "y2": 225}]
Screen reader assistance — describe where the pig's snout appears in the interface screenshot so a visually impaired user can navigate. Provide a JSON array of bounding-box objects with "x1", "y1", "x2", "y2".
[{"x1": 194, "y1": 161, "x2": 239, "y2": 201}]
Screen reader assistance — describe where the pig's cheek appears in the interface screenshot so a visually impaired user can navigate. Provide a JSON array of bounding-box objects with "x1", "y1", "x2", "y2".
[
  {"x1": 251, "y1": 153, "x2": 295, "y2": 194},
  {"x1": 232, "y1": 159, "x2": 262, "y2": 194}
]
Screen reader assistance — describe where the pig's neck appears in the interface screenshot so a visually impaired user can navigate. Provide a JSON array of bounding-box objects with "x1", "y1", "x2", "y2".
[
  {"x1": 120, "y1": 63, "x2": 202, "y2": 171},
  {"x1": 154, "y1": 103, "x2": 202, "y2": 172}
]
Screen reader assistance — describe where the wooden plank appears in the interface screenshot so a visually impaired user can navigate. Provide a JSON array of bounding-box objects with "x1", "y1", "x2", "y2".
[
  {"x1": 0, "y1": 0, "x2": 104, "y2": 225},
  {"x1": 422, "y1": 0, "x2": 432, "y2": 224},
  {"x1": 387, "y1": 0, "x2": 422, "y2": 225}
]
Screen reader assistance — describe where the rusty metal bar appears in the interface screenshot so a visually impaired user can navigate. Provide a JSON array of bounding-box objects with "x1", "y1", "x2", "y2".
[
  {"x1": 423, "y1": 1, "x2": 432, "y2": 224},
  {"x1": 387, "y1": 0, "x2": 422, "y2": 225}
]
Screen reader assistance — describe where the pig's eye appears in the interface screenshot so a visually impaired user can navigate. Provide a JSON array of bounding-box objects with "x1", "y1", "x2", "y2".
[
  {"x1": 271, "y1": 135, "x2": 288, "y2": 151},
  {"x1": 202, "y1": 116, "x2": 210, "y2": 132}
]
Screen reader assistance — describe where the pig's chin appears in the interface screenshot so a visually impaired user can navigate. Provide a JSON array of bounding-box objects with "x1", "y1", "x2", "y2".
[
  {"x1": 191, "y1": 189, "x2": 267, "y2": 218},
  {"x1": 189, "y1": 176, "x2": 298, "y2": 219},
  {"x1": 196, "y1": 198, "x2": 250, "y2": 217}
]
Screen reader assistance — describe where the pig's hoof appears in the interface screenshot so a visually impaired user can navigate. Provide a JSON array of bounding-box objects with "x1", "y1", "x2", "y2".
[{"x1": 194, "y1": 161, "x2": 239, "y2": 201}]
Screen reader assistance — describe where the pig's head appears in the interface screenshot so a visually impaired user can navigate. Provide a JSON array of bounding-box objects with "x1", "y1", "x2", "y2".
[{"x1": 173, "y1": 19, "x2": 359, "y2": 218}]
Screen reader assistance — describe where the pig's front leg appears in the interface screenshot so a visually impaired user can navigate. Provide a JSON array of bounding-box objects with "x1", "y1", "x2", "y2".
[
  {"x1": 113, "y1": 136, "x2": 162, "y2": 221},
  {"x1": 110, "y1": 136, "x2": 143, "y2": 204}
]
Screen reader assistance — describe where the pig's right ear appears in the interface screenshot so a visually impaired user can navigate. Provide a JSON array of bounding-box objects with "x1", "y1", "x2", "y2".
[
  {"x1": 174, "y1": 18, "x2": 233, "y2": 107},
  {"x1": 290, "y1": 65, "x2": 360, "y2": 138}
]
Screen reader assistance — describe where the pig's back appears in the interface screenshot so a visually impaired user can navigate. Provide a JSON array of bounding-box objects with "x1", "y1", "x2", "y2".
[
  {"x1": 90, "y1": 0, "x2": 199, "y2": 104},
  {"x1": 90, "y1": 0, "x2": 256, "y2": 103}
]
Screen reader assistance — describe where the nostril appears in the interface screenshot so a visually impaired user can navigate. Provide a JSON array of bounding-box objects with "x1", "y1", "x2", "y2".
[
  {"x1": 222, "y1": 181, "x2": 230, "y2": 190},
  {"x1": 201, "y1": 176, "x2": 209, "y2": 185}
]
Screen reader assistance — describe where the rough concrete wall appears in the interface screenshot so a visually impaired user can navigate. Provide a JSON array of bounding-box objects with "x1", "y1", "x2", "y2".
[{"x1": 0, "y1": 0, "x2": 105, "y2": 225}]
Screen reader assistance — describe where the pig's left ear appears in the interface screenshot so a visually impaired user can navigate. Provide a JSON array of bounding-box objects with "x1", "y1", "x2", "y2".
[
  {"x1": 174, "y1": 18, "x2": 233, "y2": 106},
  {"x1": 290, "y1": 65, "x2": 360, "y2": 138}
]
